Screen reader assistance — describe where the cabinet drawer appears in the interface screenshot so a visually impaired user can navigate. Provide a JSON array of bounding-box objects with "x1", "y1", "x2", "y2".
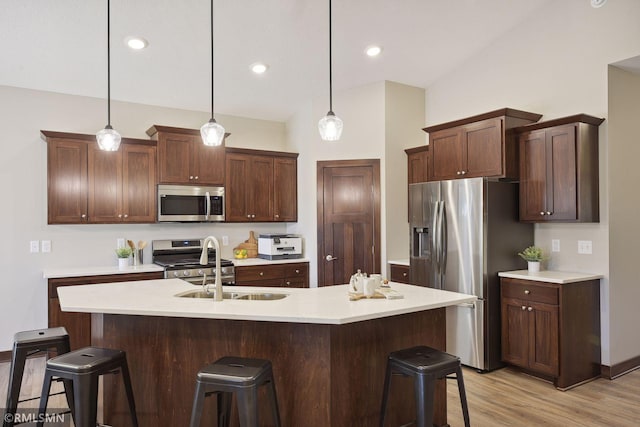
[
  {"x1": 235, "y1": 265, "x2": 285, "y2": 282},
  {"x1": 239, "y1": 278, "x2": 283, "y2": 287},
  {"x1": 390, "y1": 264, "x2": 410, "y2": 284},
  {"x1": 283, "y1": 263, "x2": 308, "y2": 278},
  {"x1": 501, "y1": 279, "x2": 558, "y2": 305}
]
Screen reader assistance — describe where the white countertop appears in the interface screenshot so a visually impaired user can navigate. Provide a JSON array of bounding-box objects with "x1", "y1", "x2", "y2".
[
  {"x1": 43, "y1": 264, "x2": 165, "y2": 279},
  {"x1": 498, "y1": 270, "x2": 603, "y2": 284},
  {"x1": 388, "y1": 259, "x2": 410, "y2": 266},
  {"x1": 57, "y1": 279, "x2": 475, "y2": 325}
]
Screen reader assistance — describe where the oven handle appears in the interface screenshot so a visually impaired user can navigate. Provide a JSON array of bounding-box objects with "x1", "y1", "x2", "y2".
[{"x1": 205, "y1": 191, "x2": 211, "y2": 220}]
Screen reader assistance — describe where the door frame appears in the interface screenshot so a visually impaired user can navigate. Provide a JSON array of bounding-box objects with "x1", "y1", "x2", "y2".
[{"x1": 316, "y1": 159, "x2": 381, "y2": 286}]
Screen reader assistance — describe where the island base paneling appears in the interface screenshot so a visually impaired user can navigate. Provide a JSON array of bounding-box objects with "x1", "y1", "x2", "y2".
[{"x1": 92, "y1": 309, "x2": 447, "y2": 427}]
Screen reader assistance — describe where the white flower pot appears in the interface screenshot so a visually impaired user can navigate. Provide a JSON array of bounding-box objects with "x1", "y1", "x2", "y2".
[
  {"x1": 118, "y1": 258, "x2": 130, "y2": 270},
  {"x1": 527, "y1": 261, "x2": 541, "y2": 273}
]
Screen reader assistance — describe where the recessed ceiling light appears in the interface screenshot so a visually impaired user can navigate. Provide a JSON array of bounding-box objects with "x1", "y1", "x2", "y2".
[
  {"x1": 125, "y1": 36, "x2": 148, "y2": 50},
  {"x1": 250, "y1": 62, "x2": 268, "y2": 74},
  {"x1": 591, "y1": 0, "x2": 607, "y2": 8},
  {"x1": 365, "y1": 45, "x2": 382, "y2": 57}
]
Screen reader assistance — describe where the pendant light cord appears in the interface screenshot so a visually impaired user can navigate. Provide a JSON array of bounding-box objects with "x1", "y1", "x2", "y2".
[
  {"x1": 107, "y1": 0, "x2": 112, "y2": 127},
  {"x1": 210, "y1": 0, "x2": 215, "y2": 120},
  {"x1": 328, "y1": 0, "x2": 333, "y2": 113}
]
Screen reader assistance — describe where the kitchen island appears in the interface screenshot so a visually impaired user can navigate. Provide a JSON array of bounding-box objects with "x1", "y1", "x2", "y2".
[{"x1": 58, "y1": 279, "x2": 475, "y2": 426}]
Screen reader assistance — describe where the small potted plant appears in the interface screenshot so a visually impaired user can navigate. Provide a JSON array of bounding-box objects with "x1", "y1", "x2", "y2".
[
  {"x1": 518, "y1": 246, "x2": 544, "y2": 273},
  {"x1": 115, "y1": 247, "x2": 132, "y2": 269}
]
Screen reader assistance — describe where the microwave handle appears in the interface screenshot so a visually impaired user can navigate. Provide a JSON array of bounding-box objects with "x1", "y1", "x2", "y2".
[{"x1": 205, "y1": 192, "x2": 211, "y2": 220}]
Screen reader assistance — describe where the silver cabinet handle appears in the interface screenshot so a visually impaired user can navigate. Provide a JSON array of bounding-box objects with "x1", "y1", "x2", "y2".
[
  {"x1": 189, "y1": 176, "x2": 194, "y2": 180},
  {"x1": 259, "y1": 272, "x2": 264, "y2": 276},
  {"x1": 118, "y1": 214, "x2": 122, "y2": 218},
  {"x1": 286, "y1": 281, "x2": 291, "y2": 286},
  {"x1": 81, "y1": 214, "x2": 86, "y2": 218},
  {"x1": 461, "y1": 170, "x2": 466, "y2": 175},
  {"x1": 540, "y1": 212, "x2": 545, "y2": 216},
  {"x1": 195, "y1": 176, "x2": 199, "y2": 180},
  {"x1": 123, "y1": 214, "x2": 128, "y2": 218},
  {"x1": 521, "y1": 306, "x2": 526, "y2": 310},
  {"x1": 325, "y1": 255, "x2": 338, "y2": 261},
  {"x1": 528, "y1": 307, "x2": 533, "y2": 311},
  {"x1": 295, "y1": 269, "x2": 300, "y2": 274},
  {"x1": 275, "y1": 214, "x2": 280, "y2": 218},
  {"x1": 524, "y1": 290, "x2": 530, "y2": 294},
  {"x1": 205, "y1": 191, "x2": 211, "y2": 220},
  {"x1": 456, "y1": 171, "x2": 461, "y2": 175},
  {"x1": 546, "y1": 211, "x2": 552, "y2": 215},
  {"x1": 252, "y1": 214, "x2": 256, "y2": 218},
  {"x1": 402, "y1": 272, "x2": 407, "y2": 277}
]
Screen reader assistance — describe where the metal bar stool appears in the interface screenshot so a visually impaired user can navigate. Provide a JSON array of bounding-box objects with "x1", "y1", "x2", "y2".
[
  {"x1": 37, "y1": 346, "x2": 138, "y2": 427},
  {"x1": 189, "y1": 356, "x2": 281, "y2": 427},
  {"x1": 3, "y1": 327, "x2": 73, "y2": 427},
  {"x1": 379, "y1": 345, "x2": 471, "y2": 427}
]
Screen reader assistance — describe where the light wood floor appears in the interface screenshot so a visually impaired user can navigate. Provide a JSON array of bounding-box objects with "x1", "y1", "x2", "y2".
[{"x1": 1, "y1": 357, "x2": 639, "y2": 426}]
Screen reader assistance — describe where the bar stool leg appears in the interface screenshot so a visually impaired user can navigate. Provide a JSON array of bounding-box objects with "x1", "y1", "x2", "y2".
[
  {"x1": 266, "y1": 379, "x2": 282, "y2": 427},
  {"x1": 73, "y1": 374, "x2": 99, "y2": 427},
  {"x1": 119, "y1": 360, "x2": 139, "y2": 427},
  {"x1": 455, "y1": 366, "x2": 471, "y2": 427},
  {"x1": 4, "y1": 346, "x2": 27, "y2": 427},
  {"x1": 415, "y1": 374, "x2": 435, "y2": 427},
  {"x1": 216, "y1": 391, "x2": 232, "y2": 427},
  {"x1": 36, "y1": 371, "x2": 54, "y2": 427},
  {"x1": 189, "y1": 382, "x2": 206, "y2": 427},
  {"x1": 236, "y1": 387, "x2": 259, "y2": 427},
  {"x1": 379, "y1": 363, "x2": 392, "y2": 427}
]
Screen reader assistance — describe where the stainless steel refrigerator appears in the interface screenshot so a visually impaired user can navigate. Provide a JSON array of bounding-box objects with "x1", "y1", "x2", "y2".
[{"x1": 409, "y1": 177, "x2": 533, "y2": 371}]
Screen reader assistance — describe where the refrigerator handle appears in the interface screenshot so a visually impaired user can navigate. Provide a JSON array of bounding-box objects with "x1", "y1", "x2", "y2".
[
  {"x1": 432, "y1": 201, "x2": 440, "y2": 277},
  {"x1": 439, "y1": 200, "x2": 447, "y2": 279}
]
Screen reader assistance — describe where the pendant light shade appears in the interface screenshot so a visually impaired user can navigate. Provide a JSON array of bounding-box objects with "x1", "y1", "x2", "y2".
[
  {"x1": 97, "y1": 0, "x2": 121, "y2": 151},
  {"x1": 318, "y1": 0, "x2": 342, "y2": 141},
  {"x1": 201, "y1": 0, "x2": 225, "y2": 147}
]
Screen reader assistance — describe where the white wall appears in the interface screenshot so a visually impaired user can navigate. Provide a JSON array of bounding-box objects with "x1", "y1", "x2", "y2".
[
  {"x1": 0, "y1": 85, "x2": 288, "y2": 351},
  {"x1": 423, "y1": 0, "x2": 640, "y2": 365}
]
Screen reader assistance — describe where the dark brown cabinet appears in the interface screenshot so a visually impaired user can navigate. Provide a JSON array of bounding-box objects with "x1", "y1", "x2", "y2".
[
  {"x1": 405, "y1": 146, "x2": 429, "y2": 184},
  {"x1": 389, "y1": 263, "x2": 411, "y2": 284},
  {"x1": 147, "y1": 125, "x2": 226, "y2": 186},
  {"x1": 516, "y1": 114, "x2": 604, "y2": 223},
  {"x1": 43, "y1": 131, "x2": 156, "y2": 224},
  {"x1": 48, "y1": 271, "x2": 164, "y2": 350},
  {"x1": 226, "y1": 148, "x2": 298, "y2": 222},
  {"x1": 500, "y1": 276, "x2": 601, "y2": 389},
  {"x1": 235, "y1": 262, "x2": 309, "y2": 288},
  {"x1": 422, "y1": 108, "x2": 542, "y2": 181}
]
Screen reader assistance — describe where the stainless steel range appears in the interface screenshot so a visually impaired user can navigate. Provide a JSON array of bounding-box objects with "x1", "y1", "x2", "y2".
[{"x1": 152, "y1": 238, "x2": 235, "y2": 286}]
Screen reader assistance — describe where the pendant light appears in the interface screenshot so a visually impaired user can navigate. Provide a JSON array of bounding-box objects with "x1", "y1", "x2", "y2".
[
  {"x1": 318, "y1": 0, "x2": 343, "y2": 141},
  {"x1": 200, "y1": 0, "x2": 225, "y2": 146},
  {"x1": 96, "y1": 0, "x2": 122, "y2": 151}
]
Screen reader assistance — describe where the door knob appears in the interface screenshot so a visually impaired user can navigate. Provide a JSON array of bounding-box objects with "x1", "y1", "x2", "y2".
[{"x1": 325, "y1": 255, "x2": 338, "y2": 261}]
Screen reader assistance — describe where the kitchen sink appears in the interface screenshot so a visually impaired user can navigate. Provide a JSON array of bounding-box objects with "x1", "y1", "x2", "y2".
[{"x1": 175, "y1": 290, "x2": 288, "y2": 300}]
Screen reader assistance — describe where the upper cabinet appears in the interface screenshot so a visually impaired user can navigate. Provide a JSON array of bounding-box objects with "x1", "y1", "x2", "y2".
[
  {"x1": 43, "y1": 131, "x2": 156, "y2": 224},
  {"x1": 405, "y1": 145, "x2": 429, "y2": 184},
  {"x1": 225, "y1": 147, "x2": 298, "y2": 222},
  {"x1": 422, "y1": 108, "x2": 542, "y2": 181},
  {"x1": 516, "y1": 114, "x2": 604, "y2": 223},
  {"x1": 146, "y1": 125, "x2": 227, "y2": 186}
]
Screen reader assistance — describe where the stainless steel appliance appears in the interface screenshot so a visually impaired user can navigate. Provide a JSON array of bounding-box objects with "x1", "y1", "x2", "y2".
[
  {"x1": 157, "y1": 185, "x2": 224, "y2": 222},
  {"x1": 152, "y1": 238, "x2": 235, "y2": 286},
  {"x1": 409, "y1": 177, "x2": 533, "y2": 371},
  {"x1": 258, "y1": 234, "x2": 303, "y2": 260}
]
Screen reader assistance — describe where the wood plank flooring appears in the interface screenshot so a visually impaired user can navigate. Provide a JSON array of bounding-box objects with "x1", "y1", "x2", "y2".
[{"x1": 1, "y1": 357, "x2": 639, "y2": 426}]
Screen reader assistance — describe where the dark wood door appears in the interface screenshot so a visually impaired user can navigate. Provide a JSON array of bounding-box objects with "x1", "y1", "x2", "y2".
[
  {"x1": 546, "y1": 125, "x2": 577, "y2": 221},
  {"x1": 47, "y1": 139, "x2": 88, "y2": 224},
  {"x1": 463, "y1": 118, "x2": 503, "y2": 177},
  {"x1": 122, "y1": 144, "x2": 156, "y2": 222},
  {"x1": 87, "y1": 145, "x2": 122, "y2": 223},
  {"x1": 519, "y1": 129, "x2": 548, "y2": 221},
  {"x1": 406, "y1": 146, "x2": 429, "y2": 184},
  {"x1": 157, "y1": 132, "x2": 191, "y2": 184},
  {"x1": 251, "y1": 155, "x2": 274, "y2": 221},
  {"x1": 317, "y1": 160, "x2": 381, "y2": 287},
  {"x1": 225, "y1": 153, "x2": 250, "y2": 221},
  {"x1": 192, "y1": 140, "x2": 225, "y2": 185},
  {"x1": 429, "y1": 128, "x2": 463, "y2": 181},
  {"x1": 528, "y1": 302, "x2": 559, "y2": 376},
  {"x1": 501, "y1": 297, "x2": 529, "y2": 368},
  {"x1": 274, "y1": 156, "x2": 297, "y2": 221}
]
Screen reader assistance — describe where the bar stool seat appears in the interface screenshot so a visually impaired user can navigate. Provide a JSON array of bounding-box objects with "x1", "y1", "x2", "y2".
[
  {"x1": 37, "y1": 346, "x2": 138, "y2": 427},
  {"x1": 379, "y1": 345, "x2": 471, "y2": 427},
  {"x1": 3, "y1": 327, "x2": 72, "y2": 427},
  {"x1": 189, "y1": 356, "x2": 281, "y2": 427}
]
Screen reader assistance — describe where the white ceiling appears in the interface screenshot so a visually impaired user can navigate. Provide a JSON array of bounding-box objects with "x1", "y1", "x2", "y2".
[{"x1": 1, "y1": 0, "x2": 556, "y2": 122}]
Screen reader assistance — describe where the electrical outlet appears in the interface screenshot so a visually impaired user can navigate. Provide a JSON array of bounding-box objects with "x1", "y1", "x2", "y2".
[
  {"x1": 578, "y1": 240, "x2": 592, "y2": 255},
  {"x1": 41, "y1": 240, "x2": 51, "y2": 253},
  {"x1": 30, "y1": 240, "x2": 39, "y2": 253},
  {"x1": 222, "y1": 236, "x2": 229, "y2": 246},
  {"x1": 552, "y1": 239, "x2": 560, "y2": 252},
  {"x1": 117, "y1": 238, "x2": 125, "y2": 249}
]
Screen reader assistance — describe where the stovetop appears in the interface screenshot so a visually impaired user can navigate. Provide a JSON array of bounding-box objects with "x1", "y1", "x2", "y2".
[
  {"x1": 151, "y1": 238, "x2": 234, "y2": 270},
  {"x1": 154, "y1": 258, "x2": 234, "y2": 269}
]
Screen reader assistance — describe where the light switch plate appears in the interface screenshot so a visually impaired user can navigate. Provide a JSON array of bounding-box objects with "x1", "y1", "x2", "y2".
[
  {"x1": 578, "y1": 240, "x2": 592, "y2": 254},
  {"x1": 117, "y1": 238, "x2": 125, "y2": 249},
  {"x1": 41, "y1": 240, "x2": 51, "y2": 253},
  {"x1": 30, "y1": 240, "x2": 39, "y2": 253},
  {"x1": 552, "y1": 239, "x2": 560, "y2": 252},
  {"x1": 222, "y1": 236, "x2": 229, "y2": 246}
]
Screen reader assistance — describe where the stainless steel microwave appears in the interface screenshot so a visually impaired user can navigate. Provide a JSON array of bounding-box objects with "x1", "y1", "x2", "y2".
[{"x1": 157, "y1": 185, "x2": 224, "y2": 222}]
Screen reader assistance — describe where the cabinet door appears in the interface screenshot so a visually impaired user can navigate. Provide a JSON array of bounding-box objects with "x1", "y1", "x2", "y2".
[
  {"x1": 47, "y1": 139, "x2": 88, "y2": 224},
  {"x1": 273, "y1": 156, "x2": 297, "y2": 221},
  {"x1": 463, "y1": 118, "x2": 503, "y2": 177},
  {"x1": 192, "y1": 141, "x2": 225, "y2": 185},
  {"x1": 390, "y1": 264, "x2": 411, "y2": 284},
  {"x1": 157, "y1": 132, "x2": 192, "y2": 184},
  {"x1": 429, "y1": 128, "x2": 463, "y2": 181},
  {"x1": 283, "y1": 263, "x2": 309, "y2": 288},
  {"x1": 501, "y1": 297, "x2": 529, "y2": 368},
  {"x1": 225, "y1": 153, "x2": 251, "y2": 221},
  {"x1": 546, "y1": 125, "x2": 577, "y2": 221},
  {"x1": 528, "y1": 301, "x2": 559, "y2": 376},
  {"x1": 122, "y1": 144, "x2": 156, "y2": 222},
  {"x1": 87, "y1": 145, "x2": 123, "y2": 223},
  {"x1": 408, "y1": 149, "x2": 428, "y2": 184},
  {"x1": 251, "y1": 156, "x2": 274, "y2": 221},
  {"x1": 519, "y1": 130, "x2": 548, "y2": 221}
]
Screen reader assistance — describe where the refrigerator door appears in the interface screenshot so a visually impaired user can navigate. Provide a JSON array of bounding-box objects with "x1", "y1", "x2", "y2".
[
  {"x1": 409, "y1": 182, "x2": 440, "y2": 287},
  {"x1": 447, "y1": 299, "x2": 485, "y2": 370}
]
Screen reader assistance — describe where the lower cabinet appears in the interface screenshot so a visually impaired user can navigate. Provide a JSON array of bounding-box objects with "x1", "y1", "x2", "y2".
[
  {"x1": 235, "y1": 262, "x2": 309, "y2": 288},
  {"x1": 48, "y1": 271, "x2": 164, "y2": 350},
  {"x1": 500, "y1": 277, "x2": 600, "y2": 389},
  {"x1": 389, "y1": 264, "x2": 411, "y2": 284}
]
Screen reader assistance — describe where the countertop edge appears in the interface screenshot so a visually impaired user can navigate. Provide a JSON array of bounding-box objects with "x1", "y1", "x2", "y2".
[{"x1": 498, "y1": 270, "x2": 604, "y2": 284}]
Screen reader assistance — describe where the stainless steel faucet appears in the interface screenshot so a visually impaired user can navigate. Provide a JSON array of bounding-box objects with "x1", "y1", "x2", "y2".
[{"x1": 200, "y1": 236, "x2": 223, "y2": 301}]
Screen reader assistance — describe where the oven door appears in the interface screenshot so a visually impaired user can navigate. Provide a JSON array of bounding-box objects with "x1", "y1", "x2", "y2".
[{"x1": 158, "y1": 185, "x2": 224, "y2": 222}]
